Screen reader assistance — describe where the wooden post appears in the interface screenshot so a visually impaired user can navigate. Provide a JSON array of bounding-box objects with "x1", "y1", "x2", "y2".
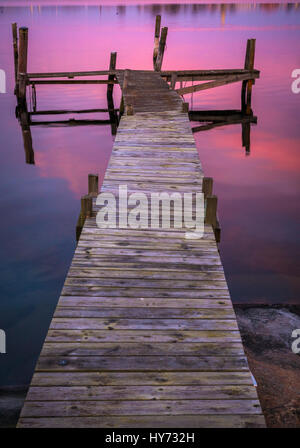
[
  {"x1": 123, "y1": 69, "x2": 129, "y2": 91},
  {"x1": 76, "y1": 213, "x2": 85, "y2": 242},
  {"x1": 119, "y1": 95, "x2": 124, "y2": 118},
  {"x1": 126, "y1": 104, "x2": 134, "y2": 116},
  {"x1": 170, "y1": 73, "x2": 177, "y2": 90},
  {"x1": 17, "y1": 27, "x2": 28, "y2": 103},
  {"x1": 154, "y1": 27, "x2": 168, "y2": 72},
  {"x1": 88, "y1": 174, "x2": 99, "y2": 197},
  {"x1": 107, "y1": 52, "x2": 117, "y2": 97},
  {"x1": 153, "y1": 15, "x2": 161, "y2": 67},
  {"x1": 81, "y1": 194, "x2": 93, "y2": 218},
  {"x1": 12, "y1": 23, "x2": 18, "y2": 88},
  {"x1": 205, "y1": 195, "x2": 217, "y2": 227},
  {"x1": 76, "y1": 194, "x2": 93, "y2": 241},
  {"x1": 182, "y1": 102, "x2": 189, "y2": 113},
  {"x1": 107, "y1": 52, "x2": 118, "y2": 135},
  {"x1": 241, "y1": 39, "x2": 256, "y2": 115},
  {"x1": 202, "y1": 177, "x2": 213, "y2": 198}
]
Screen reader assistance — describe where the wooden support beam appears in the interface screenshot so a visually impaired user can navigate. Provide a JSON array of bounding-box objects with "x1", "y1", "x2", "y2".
[
  {"x1": 202, "y1": 177, "x2": 213, "y2": 198},
  {"x1": 154, "y1": 27, "x2": 168, "y2": 72},
  {"x1": 30, "y1": 119, "x2": 112, "y2": 127},
  {"x1": 176, "y1": 72, "x2": 258, "y2": 96},
  {"x1": 28, "y1": 80, "x2": 117, "y2": 85},
  {"x1": 205, "y1": 195, "x2": 218, "y2": 228},
  {"x1": 153, "y1": 15, "x2": 161, "y2": 67},
  {"x1": 161, "y1": 68, "x2": 260, "y2": 82},
  {"x1": 29, "y1": 108, "x2": 119, "y2": 116},
  {"x1": 17, "y1": 27, "x2": 28, "y2": 103},
  {"x1": 12, "y1": 23, "x2": 18, "y2": 87},
  {"x1": 27, "y1": 70, "x2": 117, "y2": 79},
  {"x1": 88, "y1": 174, "x2": 99, "y2": 197}
]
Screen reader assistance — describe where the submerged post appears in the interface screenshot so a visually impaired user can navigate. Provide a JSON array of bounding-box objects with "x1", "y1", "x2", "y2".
[
  {"x1": 153, "y1": 15, "x2": 161, "y2": 67},
  {"x1": 155, "y1": 27, "x2": 168, "y2": 72},
  {"x1": 12, "y1": 23, "x2": 18, "y2": 88},
  {"x1": 17, "y1": 27, "x2": 28, "y2": 103}
]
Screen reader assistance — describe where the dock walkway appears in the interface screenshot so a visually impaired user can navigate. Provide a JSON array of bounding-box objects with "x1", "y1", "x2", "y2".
[{"x1": 18, "y1": 70, "x2": 265, "y2": 428}]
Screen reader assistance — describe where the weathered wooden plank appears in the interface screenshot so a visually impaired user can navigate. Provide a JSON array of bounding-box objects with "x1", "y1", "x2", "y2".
[
  {"x1": 49, "y1": 318, "x2": 238, "y2": 331},
  {"x1": 58, "y1": 296, "x2": 231, "y2": 309},
  {"x1": 31, "y1": 371, "x2": 254, "y2": 387},
  {"x1": 40, "y1": 342, "x2": 244, "y2": 357},
  {"x1": 20, "y1": 399, "x2": 262, "y2": 417},
  {"x1": 26, "y1": 385, "x2": 257, "y2": 401},
  {"x1": 54, "y1": 307, "x2": 235, "y2": 319},
  {"x1": 46, "y1": 330, "x2": 241, "y2": 343},
  {"x1": 18, "y1": 414, "x2": 265, "y2": 428}
]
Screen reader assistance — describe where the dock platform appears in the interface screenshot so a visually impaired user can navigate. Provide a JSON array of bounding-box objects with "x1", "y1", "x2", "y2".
[{"x1": 18, "y1": 70, "x2": 265, "y2": 428}]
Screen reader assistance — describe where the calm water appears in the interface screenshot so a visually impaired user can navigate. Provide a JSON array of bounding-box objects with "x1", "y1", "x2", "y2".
[{"x1": 0, "y1": 2, "x2": 300, "y2": 386}]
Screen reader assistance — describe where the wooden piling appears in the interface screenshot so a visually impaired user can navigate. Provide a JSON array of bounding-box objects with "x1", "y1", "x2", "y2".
[
  {"x1": 107, "y1": 52, "x2": 117, "y2": 97},
  {"x1": 153, "y1": 15, "x2": 161, "y2": 67},
  {"x1": 107, "y1": 52, "x2": 118, "y2": 135},
  {"x1": 182, "y1": 102, "x2": 189, "y2": 113},
  {"x1": 12, "y1": 23, "x2": 18, "y2": 87},
  {"x1": 88, "y1": 174, "x2": 99, "y2": 197},
  {"x1": 202, "y1": 177, "x2": 213, "y2": 198},
  {"x1": 154, "y1": 27, "x2": 168, "y2": 72},
  {"x1": 81, "y1": 194, "x2": 93, "y2": 218},
  {"x1": 241, "y1": 39, "x2": 256, "y2": 115},
  {"x1": 126, "y1": 104, "x2": 134, "y2": 116},
  {"x1": 170, "y1": 73, "x2": 177, "y2": 90},
  {"x1": 17, "y1": 27, "x2": 28, "y2": 103},
  {"x1": 205, "y1": 195, "x2": 218, "y2": 228}
]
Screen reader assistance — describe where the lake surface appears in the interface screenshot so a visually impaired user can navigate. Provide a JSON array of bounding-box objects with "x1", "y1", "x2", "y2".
[{"x1": 0, "y1": 2, "x2": 300, "y2": 386}]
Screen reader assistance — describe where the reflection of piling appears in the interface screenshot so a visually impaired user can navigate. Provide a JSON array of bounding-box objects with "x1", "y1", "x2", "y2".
[
  {"x1": 17, "y1": 27, "x2": 28, "y2": 104},
  {"x1": 18, "y1": 104, "x2": 35, "y2": 164},
  {"x1": 242, "y1": 121, "x2": 251, "y2": 155}
]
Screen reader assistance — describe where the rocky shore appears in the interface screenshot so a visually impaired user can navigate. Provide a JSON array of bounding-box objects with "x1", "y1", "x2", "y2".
[{"x1": 1, "y1": 305, "x2": 299, "y2": 428}]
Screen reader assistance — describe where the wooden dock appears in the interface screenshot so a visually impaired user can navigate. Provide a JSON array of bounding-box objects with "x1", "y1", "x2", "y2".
[
  {"x1": 18, "y1": 67, "x2": 265, "y2": 428},
  {"x1": 13, "y1": 16, "x2": 265, "y2": 427}
]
